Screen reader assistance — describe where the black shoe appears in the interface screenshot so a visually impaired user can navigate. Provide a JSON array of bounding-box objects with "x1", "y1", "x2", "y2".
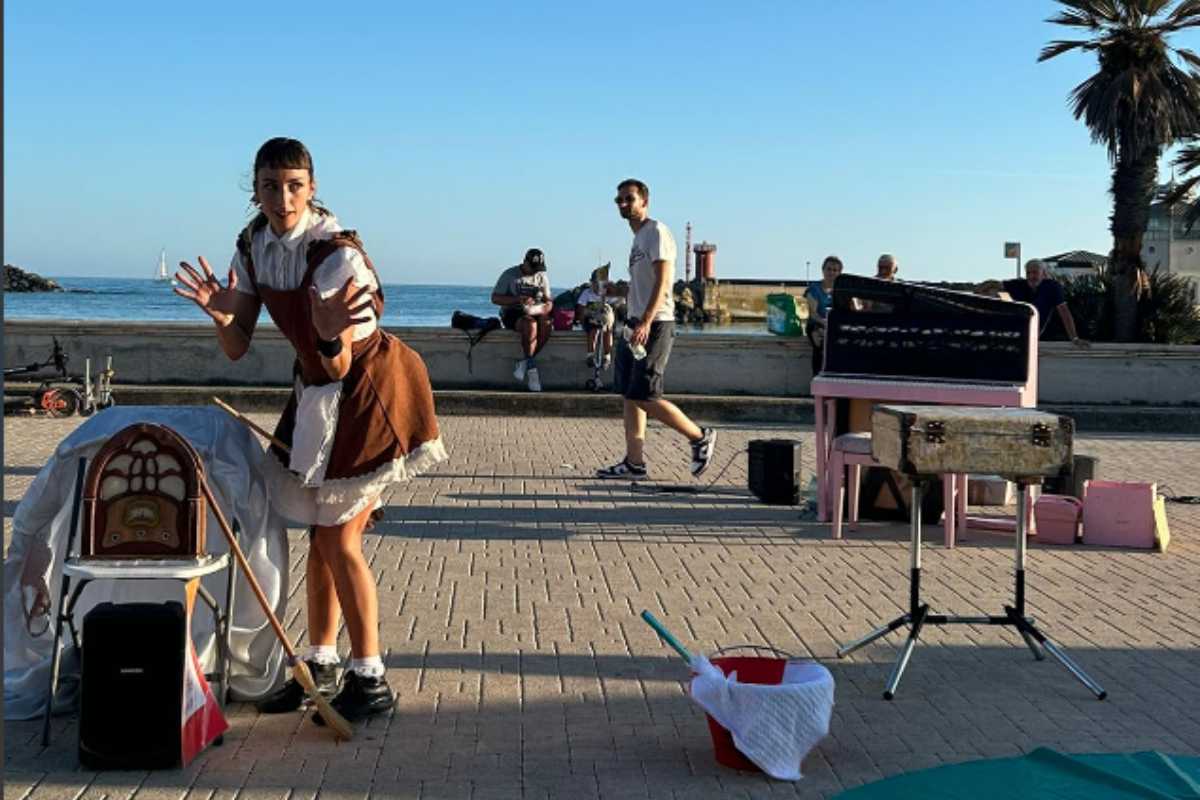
[
  {"x1": 313, "y1": 671, "x2": 395, "y2": 725},
  {"x1": 690, "y1": 427, "x2": 717, "y2": 477},
  {"x1": 596, "y1": 458, "x2": 648, "y2": 480},
  {"x1": 255, "y1": 660, "x2": 339, "y2": 714}
]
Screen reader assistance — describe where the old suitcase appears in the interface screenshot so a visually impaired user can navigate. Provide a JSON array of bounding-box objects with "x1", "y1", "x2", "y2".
[{"x1": 871, "y1": 405, "x2": 1073, "y2": 479}]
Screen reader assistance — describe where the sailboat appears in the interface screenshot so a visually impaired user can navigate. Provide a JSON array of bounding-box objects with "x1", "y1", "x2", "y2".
[{"x1": 153, "y1": 248, "x2": 174, "y2": 285}]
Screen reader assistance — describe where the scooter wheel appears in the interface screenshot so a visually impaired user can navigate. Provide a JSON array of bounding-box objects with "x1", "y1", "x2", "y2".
[{"x1": 42, "y1": 388, "x2": 82, "y2": 418}]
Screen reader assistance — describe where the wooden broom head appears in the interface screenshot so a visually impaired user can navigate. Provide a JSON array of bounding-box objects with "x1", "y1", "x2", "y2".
[{"x1": 293, "y1": 660, "x2": 354, "y2": 741}]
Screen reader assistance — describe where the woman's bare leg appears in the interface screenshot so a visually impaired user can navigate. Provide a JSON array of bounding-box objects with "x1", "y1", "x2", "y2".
[
  {"x1": 306, "y1": 539, "x2": 341, "y2": 647},
  {"x1": 312, "y1": 504, "x2": 379, "y2": 658}
]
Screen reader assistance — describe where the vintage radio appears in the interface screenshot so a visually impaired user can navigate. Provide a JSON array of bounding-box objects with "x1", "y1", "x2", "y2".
[
  {"x1": 748, "y1": 439, "x2": 802, "y2": 505},
  {"x1": 81, "y1": 423, "x2": 206, "y2": 558},
  {"x1": 872, "y1": 405, "x2": 1073, "y2": 480}
]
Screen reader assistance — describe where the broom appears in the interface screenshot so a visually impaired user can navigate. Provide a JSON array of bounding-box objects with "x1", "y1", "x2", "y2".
[
  {"x1": 212, "y1": 396, "x2": 291, "y2": 453},
  {"x1": 197, "y1": 475, "x2": 354, "y2": 740}
]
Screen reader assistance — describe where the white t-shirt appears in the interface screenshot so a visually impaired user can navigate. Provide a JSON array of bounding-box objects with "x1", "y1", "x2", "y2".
[
  {"x1": 231, "y1": 207, "x2": 379, "y2": 341},
  {"x1": 627, "y1": 218, "x2": 676, "y2": 323},
  {"x1": 576, "y1": 287, "x2": 610, "y2": 307}
]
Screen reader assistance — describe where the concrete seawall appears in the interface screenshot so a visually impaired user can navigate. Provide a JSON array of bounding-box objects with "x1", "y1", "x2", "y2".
[{"x1": 4, "y1": 320, "x2": 1200, "y2": 405}]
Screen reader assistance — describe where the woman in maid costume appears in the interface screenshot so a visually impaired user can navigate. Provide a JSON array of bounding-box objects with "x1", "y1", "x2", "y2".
[{"x1": 174, "y1": 137, "x2": 446, "y2": 723}]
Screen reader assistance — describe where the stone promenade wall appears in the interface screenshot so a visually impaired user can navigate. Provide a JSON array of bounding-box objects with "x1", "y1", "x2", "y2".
[{"x1": 4, "y1": 320, "x2": 1200, "y2": 404}]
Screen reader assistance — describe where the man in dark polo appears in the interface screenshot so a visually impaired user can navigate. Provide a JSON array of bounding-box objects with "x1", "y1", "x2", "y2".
[{"x1": 1002, "y1": 259, "x2": 1089, "y2": 347}]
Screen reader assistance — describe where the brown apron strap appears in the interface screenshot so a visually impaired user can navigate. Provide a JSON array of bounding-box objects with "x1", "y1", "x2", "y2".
[{"x1": 305, "y1": 230, "x2": 386, "y2": 317}]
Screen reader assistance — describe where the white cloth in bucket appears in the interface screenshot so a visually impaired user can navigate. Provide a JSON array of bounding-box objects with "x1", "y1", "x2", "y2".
[{"x1": 689, "y1": 654, "x2": 834, "y2": 781}]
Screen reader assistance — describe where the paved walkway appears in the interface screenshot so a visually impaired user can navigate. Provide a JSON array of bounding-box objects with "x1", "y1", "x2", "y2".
[{"x1": 5, "y1": 413, "x2": 1200, "y2": 799}]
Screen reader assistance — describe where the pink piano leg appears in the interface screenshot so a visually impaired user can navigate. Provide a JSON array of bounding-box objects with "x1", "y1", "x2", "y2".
[
  {"x1": 815, "y1": 395, "x2": 829, "y2": 522},
  {"x1": 957, "y1": 474, "x2": 969, "y2": 538},
  {"x1": 942, "y1": 474, "x2": 956, "y2": 548},
  {"x1": 1025, "y1": 485, "x2": 1036, "y2": 536}
]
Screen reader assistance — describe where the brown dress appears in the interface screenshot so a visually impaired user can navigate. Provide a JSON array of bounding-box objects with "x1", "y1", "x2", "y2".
[{"x1": 237, "y1": 223, "x2": 445, "y2": 525}]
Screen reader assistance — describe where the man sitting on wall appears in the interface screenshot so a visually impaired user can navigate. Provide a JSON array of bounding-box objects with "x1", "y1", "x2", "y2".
[{"x1": 491, "y1": 248, "x2": 554, "y2": 392}]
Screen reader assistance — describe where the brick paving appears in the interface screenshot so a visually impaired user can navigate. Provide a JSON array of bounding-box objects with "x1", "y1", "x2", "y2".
[{"x1": 4, "y1": 412, "x2": 1199, "y2": 799}]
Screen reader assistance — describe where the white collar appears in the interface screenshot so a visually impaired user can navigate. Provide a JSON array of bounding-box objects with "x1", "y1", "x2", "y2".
[{"x1": 263, "y1": 207, "x2": 313, "y2": 253}]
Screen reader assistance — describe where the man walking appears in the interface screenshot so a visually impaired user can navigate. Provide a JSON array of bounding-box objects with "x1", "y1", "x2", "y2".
[
  {"x1": 491, "y1": 248, "x2": 553, "y2": 391},
  {"x1": 596, "y1": 179, "x2": 716, "y2": 480}
]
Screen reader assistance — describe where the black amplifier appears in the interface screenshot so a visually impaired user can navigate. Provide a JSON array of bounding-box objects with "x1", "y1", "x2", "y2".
[
  {"x1": 1042, "y1": 454, "x2": 1098, "y2": 499},
  {"x1": 80, "y1": 601, "x2": 186, "y2": 769},
  {"x1": 748, "y1": 439, "x2": 802, "y2": 505}
]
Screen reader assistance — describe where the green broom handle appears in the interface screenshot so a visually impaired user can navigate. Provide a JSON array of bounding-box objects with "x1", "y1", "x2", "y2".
[{"x1": 640, "y1": 610, "x2": 693, "y2": 662}]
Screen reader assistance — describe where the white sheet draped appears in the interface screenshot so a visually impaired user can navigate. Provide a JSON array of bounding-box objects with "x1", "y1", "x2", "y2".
[{"x1": 4, "y1": 406, "x2": 290, "y2": 720}]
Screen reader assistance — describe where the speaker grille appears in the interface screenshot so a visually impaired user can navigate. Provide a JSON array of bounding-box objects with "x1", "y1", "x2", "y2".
[
  {"x1": 80, "y1": 602, "x2": 186, "y2": 769},
  {"x1": 748, "y1": 439, "x2": 802, "y2": 505}
]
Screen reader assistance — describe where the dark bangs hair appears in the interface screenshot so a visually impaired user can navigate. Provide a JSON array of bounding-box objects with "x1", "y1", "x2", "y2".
[{"x1": 254, "y1": 137, "x2": 314, "y2": 175}]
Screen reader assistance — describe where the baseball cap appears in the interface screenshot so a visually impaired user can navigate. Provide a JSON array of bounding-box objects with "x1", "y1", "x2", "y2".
[{"x1": 523, "y1": 248, "x2": 547, "y2": 271}]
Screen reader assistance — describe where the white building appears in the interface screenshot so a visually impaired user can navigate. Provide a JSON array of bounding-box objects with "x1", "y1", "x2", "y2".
[{"x1": 1141, "y1": 186, "x2": 1200, "y2": 289}]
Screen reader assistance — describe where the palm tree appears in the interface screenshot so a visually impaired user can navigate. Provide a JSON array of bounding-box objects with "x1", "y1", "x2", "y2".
[{"x1": 1039, "y1": 0, "x2": 1200, "y2": 341}]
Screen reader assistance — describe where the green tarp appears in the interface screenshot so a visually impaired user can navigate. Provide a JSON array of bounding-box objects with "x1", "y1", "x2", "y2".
[{"x1": 834, "y1": 748, "x2": 1200, "y2": 799}]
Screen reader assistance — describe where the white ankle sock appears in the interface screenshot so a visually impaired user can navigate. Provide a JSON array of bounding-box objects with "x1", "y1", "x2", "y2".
[
  {"x1": 349, "y1": 656, "x2": 385, "y2": 678},
  {"x1": 304, "y1": 645, "x2": 341, "y2": 665}
]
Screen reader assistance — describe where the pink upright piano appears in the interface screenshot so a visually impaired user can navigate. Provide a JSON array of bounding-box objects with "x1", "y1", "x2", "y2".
[{"x1": 810, "y1": 275, "x2": 1039, "y2": 540}]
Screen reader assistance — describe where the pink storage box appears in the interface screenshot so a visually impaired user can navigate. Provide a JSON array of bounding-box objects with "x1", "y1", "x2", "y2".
[
  {"x1": 1034, "y1": 495, "x2": 1081, "y2": 544},
  {"x1": 1081, "y1": 480, "x2": 1156, "y2": 549}
]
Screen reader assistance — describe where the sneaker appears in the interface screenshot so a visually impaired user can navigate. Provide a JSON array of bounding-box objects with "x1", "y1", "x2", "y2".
[
  {"x1": 513, "y1": 360, "x2": 528, "y2": 383},
  {"x1": 256, "y1": 660, "x2": 339, "y2": 714},
  {"x1": 313, "y1": 671, "x2": 395, "y2": 725},
  {"x1": 596, "y1": 458, "x2": 648, "y2": 480},
  {"x1": 526, "y1": 367, "x2": 542, "y2": 392},
  {"x1": 690, "y1": 427, "x2": 717, "y2": 477}
]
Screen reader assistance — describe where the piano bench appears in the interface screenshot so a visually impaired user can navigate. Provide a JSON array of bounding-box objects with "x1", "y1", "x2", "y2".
[{"x1": 828, "y1": 433, "x2": 962, "y2": 546}]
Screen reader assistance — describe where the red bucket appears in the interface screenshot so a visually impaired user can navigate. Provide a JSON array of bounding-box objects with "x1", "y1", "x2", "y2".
[{"x1": 701, "y1": 654, "x2": 788, "y2": 772}]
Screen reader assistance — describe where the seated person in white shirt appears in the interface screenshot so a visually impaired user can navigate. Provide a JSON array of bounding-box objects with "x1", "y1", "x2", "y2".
[{"x1": 575, "y1": 269, "x2": 616, "y2": 370}]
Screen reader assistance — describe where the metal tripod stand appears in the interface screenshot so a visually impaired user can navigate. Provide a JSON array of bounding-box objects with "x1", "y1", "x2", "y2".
[{"x1": 836, "y1": 478, "x2": 1107, "y2": 701}]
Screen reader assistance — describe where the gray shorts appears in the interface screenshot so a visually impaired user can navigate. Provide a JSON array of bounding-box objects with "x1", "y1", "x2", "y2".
[{"x1": 613, "y1": 320, "x2": 675, "y2": 401}]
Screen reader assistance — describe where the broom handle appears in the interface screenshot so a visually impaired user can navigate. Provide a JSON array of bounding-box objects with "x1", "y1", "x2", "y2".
[
  {"x1": 199, "y1": 476, "x2": 297, "y2": 661},
  {"x1": 640, "y1": 610, "x2": 693, "y2": 662},
  {"x1": 212, "y1": 396, "x2": 291, "y2": 454}
]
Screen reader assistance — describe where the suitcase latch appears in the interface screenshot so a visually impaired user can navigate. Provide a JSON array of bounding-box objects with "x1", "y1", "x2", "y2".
[
  {"x1": 924, "y1": 421, "x2": 945, "y2": 444},
  {"x1": 1032, "y1": 423, "x2": 1052, "y2": 447}
]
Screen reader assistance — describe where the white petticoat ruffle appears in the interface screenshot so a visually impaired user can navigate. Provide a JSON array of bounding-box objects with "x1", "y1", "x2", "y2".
[{"x1": 262, "y1": 436, "x2": 448, "y2": 527}]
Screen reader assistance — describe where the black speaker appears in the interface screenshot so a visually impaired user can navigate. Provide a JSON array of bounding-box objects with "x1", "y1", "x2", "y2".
[
  {"x1": 857, "y1": 467, "x2": 945, "y2": 523},
  {"x1": 748, "y1": 439, "x2": 802, "y2": 505},
  {"x1": 80, "y1": 601, "x2": 186, "y2": 769},
  {"x1": 1042, "y1": 454, "x2": 1098, "y2": 499}
]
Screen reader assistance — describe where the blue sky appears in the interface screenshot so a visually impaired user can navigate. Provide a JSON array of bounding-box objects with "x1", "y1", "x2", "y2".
[{"x1": 5, "y1": 2, "x2": 1197, "y2": 286}]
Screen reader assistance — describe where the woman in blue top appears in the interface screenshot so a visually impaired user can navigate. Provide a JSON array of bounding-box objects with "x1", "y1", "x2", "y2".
[{"x1": 805, "y1": 255, "x2": 843, "y2": 376}]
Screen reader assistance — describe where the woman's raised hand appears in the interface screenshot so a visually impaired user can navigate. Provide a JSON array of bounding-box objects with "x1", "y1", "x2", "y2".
[
  {"x1": 309, "y1": 277, "x2": 373, "y2": 341},
  {"x1": 174, "y1": 256, "x2": 242, "y2": 327}
]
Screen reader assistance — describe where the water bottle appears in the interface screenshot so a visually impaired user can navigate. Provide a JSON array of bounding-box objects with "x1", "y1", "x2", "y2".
[{"x1": 622, "y1": 325, "x2": 647, "y2": 360}]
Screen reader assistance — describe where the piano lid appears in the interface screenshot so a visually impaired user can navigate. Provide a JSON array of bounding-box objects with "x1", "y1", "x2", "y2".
[
  {"x1": 823, "y1": 275, "x2": 1036, "y2": 385},
  {"x1": 832, "y1": 274, "x2": 1034, "y2": 320}
]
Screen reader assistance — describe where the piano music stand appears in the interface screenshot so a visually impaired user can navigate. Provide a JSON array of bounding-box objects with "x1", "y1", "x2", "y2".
[{"x1": 836, "y1": 478, "x2": 1106, "y2": 701}]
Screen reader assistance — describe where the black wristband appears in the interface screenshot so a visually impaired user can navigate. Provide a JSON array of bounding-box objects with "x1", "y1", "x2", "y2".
[{"x1": 316, "y1": 336, "x2": 344, "y2": 358}]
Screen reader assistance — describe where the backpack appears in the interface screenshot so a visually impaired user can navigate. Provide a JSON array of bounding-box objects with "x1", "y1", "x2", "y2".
[{"x1": 451, "y1": 311, "x2": 502, "y2": 373}]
